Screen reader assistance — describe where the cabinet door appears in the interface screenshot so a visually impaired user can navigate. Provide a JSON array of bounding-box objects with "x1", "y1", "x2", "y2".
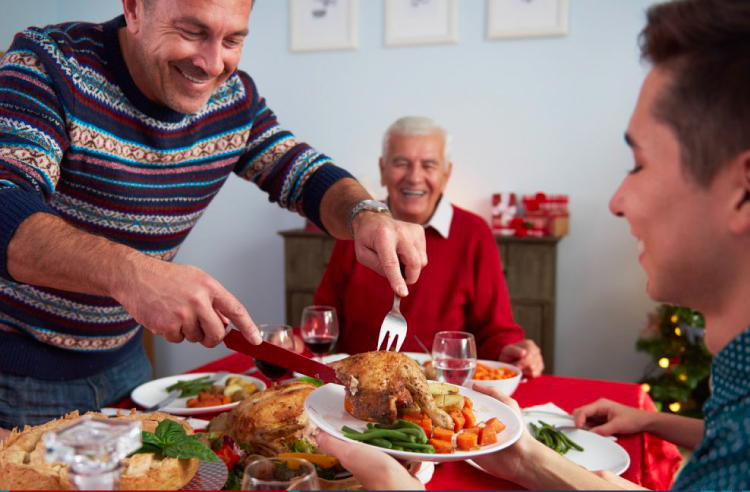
[
  {"x1": 505, "y1": 244, "x2": 555, "y2": 301},
  {"x1": 285, "y1": 238, "x2": 325, "y2": 290},
  {"x1": 288, "y1": 291, "x2": 316, "y2": 327},
  {"x1": 511, "y1": 301, "x2": 555, "y2": 373}
]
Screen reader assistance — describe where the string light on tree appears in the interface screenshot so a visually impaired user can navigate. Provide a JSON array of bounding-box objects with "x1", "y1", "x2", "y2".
[{"x1": 636, "y1": 305, "x2": 711, "y2": 417}]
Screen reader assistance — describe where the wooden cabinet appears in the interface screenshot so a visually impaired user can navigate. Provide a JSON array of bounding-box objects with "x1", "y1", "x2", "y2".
[{"x1": 279, "y1": 230, "x2": 561, "y2": 373}]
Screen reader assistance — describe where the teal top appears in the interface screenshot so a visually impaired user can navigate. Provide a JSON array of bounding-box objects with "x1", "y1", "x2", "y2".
[{"x1": 672, "y1": 326, "x2": 750, "y2": 490}]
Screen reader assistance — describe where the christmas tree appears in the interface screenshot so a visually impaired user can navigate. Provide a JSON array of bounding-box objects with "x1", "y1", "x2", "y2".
[{"x1": 636, "y1": 305, "x2": 711, "y2": 418}]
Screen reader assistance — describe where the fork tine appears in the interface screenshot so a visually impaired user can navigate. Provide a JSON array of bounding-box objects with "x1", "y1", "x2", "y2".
[
  {"x1": 385, "y1": 331, "x2": 396, "y2": 351},
  {"x1": 394, "y1": 332, "x2": 405, "y2": 352},
  {"x1": 377, "y1": 328, "x2": 387, "y2": 351}
]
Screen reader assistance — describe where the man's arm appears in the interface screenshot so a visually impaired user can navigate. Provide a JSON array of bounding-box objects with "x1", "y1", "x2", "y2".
[
  {"x1": 7, "y1": 212, "x2": 261, "y2": 346},
  {"x1": 573, "y1": 398, "x2": 704, "y2": 450}
]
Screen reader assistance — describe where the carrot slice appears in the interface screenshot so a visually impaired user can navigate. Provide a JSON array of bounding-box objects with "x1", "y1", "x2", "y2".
[
  {"x1": 428, "y1": 438, "x2": 454, "y2": 454},
  {"x1": 344, "y1": 394, "x2": 353, "y2": 414},
  {"x1": 462, "y1": 408, "x2": 477, "y2": 428},
  {"x1": 450, "y1": 410, "x2": 466, "y2": 432},
  {"x1": 479, "y1": 426, "x2": 498, "y2": 446},
  {"x1": 457, "y1": 431, "x2": 479, "y2": 451},
  {"x1": 433, "y1": 426, "x2": 454, "y2": 442},
  {"x1": 486, "y1": 417, "x2": 506, "y2": 434}
]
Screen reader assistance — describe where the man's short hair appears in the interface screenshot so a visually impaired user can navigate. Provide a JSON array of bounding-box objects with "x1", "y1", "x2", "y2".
[
  {"x1": 640, "y1": 0, "x2": 750, "y2": 186},
  {"x1": 382, "y1": 116, "x2": 452, "y2": 168}
]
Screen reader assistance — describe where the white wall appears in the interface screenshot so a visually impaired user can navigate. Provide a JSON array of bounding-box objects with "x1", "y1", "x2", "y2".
[{"x1": 6, "y1": 0, "x2": 658, "y2": 381}]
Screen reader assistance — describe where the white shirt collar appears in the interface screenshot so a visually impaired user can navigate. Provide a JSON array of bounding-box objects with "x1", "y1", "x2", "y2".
[
  {"x1": 385, "y1": 195, "x2": 453, "y2": 238},
  {"x1": 425, "y1": 195, "x2": 453, "y2": 238}
]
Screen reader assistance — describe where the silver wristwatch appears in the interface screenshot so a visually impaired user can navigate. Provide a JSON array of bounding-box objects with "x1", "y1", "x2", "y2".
[{"x1": 349, "y1": 199, "x2": 391, "y2": 236}]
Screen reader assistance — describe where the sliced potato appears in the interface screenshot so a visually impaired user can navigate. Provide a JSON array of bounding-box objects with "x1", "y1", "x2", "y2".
[
  {"x1": 442, "y1": 394, "x2": 465, "y2": 412},
  {"x1": 224, "y1": 384, "x2": 245, "y2": 397},
  {"x1": 429, "y1": 381, "x2": 459, "y2": 395}
]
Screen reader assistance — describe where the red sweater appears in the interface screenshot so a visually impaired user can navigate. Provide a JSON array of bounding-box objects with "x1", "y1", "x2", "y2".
[{"x1": 314, "y1": 205, "x2": 524, "y2": 359}]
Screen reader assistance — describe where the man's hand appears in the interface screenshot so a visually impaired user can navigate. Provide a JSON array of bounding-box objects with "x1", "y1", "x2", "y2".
[
  {"x1": 351, "y1": 211, "x2": 427, "y2": 297},
  {"x1": 316, "y1": 433, "x2": 424, "y2": 490},
  {"x1": 111, "y1": 256, "x2": 261, "y2": 347},
  {"x1": 499, "y1": 339, "x2": 544, "y2": 377},
  {"x1": 572, "y1": 398, "x2": 651, "y2": 436}
]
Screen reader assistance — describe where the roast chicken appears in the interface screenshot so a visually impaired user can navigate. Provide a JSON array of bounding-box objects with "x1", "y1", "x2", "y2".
[
  {"x1": 330, "y1": 351, "x2": 453, "y2": 429},
  {"x1": 220, "y1": 381, "x2": 317, "y2": 456}
]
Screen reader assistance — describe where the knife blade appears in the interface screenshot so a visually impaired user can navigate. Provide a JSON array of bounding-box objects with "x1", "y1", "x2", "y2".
[{"x1": 223, "y1": 329, "x2": 342, "y2": 385}]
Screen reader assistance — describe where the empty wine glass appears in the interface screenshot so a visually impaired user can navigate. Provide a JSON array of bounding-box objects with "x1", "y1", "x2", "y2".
[
  {"x1": 431, "y1": 331, "x2": 477, "y2": 386},
  {"x1": 253, "y1": 324, "x2": 295, "y2": 385},
  {"x1": 242, "y1": 457, "x2": 319, "y2": 490},
  {"x1": 300, "y1": 306, "x2": 339, "y2": 362}
]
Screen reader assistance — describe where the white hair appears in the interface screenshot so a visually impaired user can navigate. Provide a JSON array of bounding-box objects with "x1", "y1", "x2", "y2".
[{"x1": 382, "y1": 116, "x2": 452, "y2": 168}]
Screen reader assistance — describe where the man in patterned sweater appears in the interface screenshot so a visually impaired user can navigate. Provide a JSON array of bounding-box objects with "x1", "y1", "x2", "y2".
[{"x1": 0, "y1": 0, "x2": 426, "y2": 431}]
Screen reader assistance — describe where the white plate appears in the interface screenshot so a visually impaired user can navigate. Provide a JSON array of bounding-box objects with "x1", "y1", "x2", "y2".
[
  {"x1": 293, "y1": 353, "x2": 350, "y2": 378},
  {"x1": 467, "y1": 416, "x2": 630, "y2": 476},
  {"x1": 130, "y1": 373, "x2": 266, "y2": 416},
  {"x1": 305, "y1": 384, "x2": 524, "y2": 463}
]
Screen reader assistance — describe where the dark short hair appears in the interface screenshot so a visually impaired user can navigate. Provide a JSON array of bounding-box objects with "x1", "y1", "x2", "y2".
[{"x1": 640, "y1": 0, "x2": 750, "y2": 186}]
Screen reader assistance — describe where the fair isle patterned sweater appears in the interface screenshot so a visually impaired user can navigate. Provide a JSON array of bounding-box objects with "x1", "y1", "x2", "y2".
[{"x1": 0, "y1": 16, "x2": 352, "y2": 380}]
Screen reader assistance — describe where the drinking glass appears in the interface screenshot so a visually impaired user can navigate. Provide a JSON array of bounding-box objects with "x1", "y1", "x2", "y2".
[
  {"x1": 300, "y1": 306, "x2": 339, "y2": 362},
  {"x1": 431, "y1": 331, "x2": 477, "y2": 386},
  {"x1": 253, "y1": 324, "x2": 295, "y2": 385},
  {"x1": 242, "y1": 457, "x2": 319, "y2": 490}
]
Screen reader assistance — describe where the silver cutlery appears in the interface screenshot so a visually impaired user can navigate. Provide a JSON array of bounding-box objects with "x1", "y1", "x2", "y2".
[{"x1": 377, "y1": 267, "x2": 408, "y2": 352}]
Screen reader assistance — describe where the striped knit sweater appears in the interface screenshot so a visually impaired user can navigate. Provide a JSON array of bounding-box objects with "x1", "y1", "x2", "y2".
[{"x1": 0, "y1": 16, "x2": 352, "y2": 380}]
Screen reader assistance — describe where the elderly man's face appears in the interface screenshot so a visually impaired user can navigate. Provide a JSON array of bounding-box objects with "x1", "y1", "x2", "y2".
[
  {"x1": 380, "y1": 132, "x2": 452, "y2": 225},
  {"x1": 123, "y1": 0, "x2": 252, "y2": 113}
]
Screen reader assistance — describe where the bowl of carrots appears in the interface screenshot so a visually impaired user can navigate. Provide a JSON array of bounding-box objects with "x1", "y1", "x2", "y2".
[{"x1": 466, "y1": 360, "x2": 522, "y2": 396}]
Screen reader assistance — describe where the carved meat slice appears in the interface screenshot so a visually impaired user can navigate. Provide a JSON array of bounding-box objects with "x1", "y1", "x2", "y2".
[{"x1": 330, "y1": 351, "x2": 453, "y2": 429}]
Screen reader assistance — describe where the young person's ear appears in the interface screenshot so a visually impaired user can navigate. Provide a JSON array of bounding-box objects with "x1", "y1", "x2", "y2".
[{"x1": 729, "y1": 150, "x2": 750, "y2": 234}]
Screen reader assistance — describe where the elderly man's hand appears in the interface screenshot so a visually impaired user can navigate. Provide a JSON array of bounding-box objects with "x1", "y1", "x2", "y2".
[
  {"x1": 499, "y1": 339, "x2": 544, "y2": 378},
  {"x1": 351, "y1": 211, "x2": 427, "y2": 297},
  {"x1": 316, "y1": 433, "x2": 424, "y2": 490},
  {"x1": 111, "y1": 255, "x2": 261, "y2": 347}
]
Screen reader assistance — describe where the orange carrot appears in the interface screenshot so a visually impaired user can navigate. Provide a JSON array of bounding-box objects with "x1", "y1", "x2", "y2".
[
  {"x1": 433, "y1": 426, "x2": 454, "y2": 442},
  {"x1": 420, "y1": 417, "x2": 433, "y2": 438},
  {"x1": 450, "y1": 410, "x2": 466, "y2": 432},
  {"x1": 486, "y1": 417, "x2": 506, "y2": 434},
  {"x1": 463, "y1": 397, "x2": 474, "y2": 410},
  {"x1": 462, "y1": 408, "x2": 477, "y2": 428},
  {"x1": 344, "y1": 394, "x2": 353, "y2": 414},
  {"x1": 479, "y1": 426, "x2": 498, "y2": 446},
  {"x1": 428, "y1": 438, "x2": 454, "y2": 454},
  {"x1": 457, "y1": 431, "x2": 479, "y2": 451}
]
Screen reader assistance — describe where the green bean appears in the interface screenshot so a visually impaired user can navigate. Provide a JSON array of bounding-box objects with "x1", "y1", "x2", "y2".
[
  {"x1": 393, "y1": 419, "x2": 425, "y2": 431},
  {"x1": 342, "y1": 426, "x2": 362, "y2": 435},
  {"x1": 342, "y1": 429, "x2": 411, "y2": 442},
  {"x1": 389, "y1": 441, "x2": 436, "y2": 453},
  {"x1": 559, "y1": 432, "x2": 584, "y2": 452},
  {"x1": 392, "y1": 446, "x2": 404, "y2": 451},
  {"x1": 367, "y1": 438, "x2": 393, "y2": 449},
  {"x1": 373, "y1": 424, "x2": 427, "y2": 443}
]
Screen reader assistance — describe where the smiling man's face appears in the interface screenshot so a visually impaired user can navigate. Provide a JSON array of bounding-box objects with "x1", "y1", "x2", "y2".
[
  {"x1": 122, "y1": 0, "x2": 252, "y2": 114},
  {"x1": 380, "y1": 132, "x2": 452, "y2": 225}
]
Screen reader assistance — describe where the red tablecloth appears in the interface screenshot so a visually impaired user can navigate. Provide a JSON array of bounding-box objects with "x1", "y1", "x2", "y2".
[{"x1": 119, "y1": 354, "x2": 683, "y2": 490}]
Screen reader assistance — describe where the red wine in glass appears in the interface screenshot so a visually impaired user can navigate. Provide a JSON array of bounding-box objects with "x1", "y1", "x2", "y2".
[
  {"x1": 253, "y1": 358, "x2": 290, "y2": 381},
  {"x1": 304, "y1": 335, "x2": 337, "y2": 355}
]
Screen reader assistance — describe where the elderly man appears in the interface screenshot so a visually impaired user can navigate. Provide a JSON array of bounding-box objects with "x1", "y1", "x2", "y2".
[
  {"x1": 315, "y1": 116, "x2": 544, "y2": 376},
  {"x1": 0, "y1": 0, "x2": 426, "y2": 431}
]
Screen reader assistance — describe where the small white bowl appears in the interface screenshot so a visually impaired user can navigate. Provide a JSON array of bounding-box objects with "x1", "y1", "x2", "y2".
[{"x1": 465, "y1": 359, "x2": 522, "y2": 396}]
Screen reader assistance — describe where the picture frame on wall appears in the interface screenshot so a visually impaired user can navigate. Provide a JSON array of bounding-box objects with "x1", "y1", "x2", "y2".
[
  {"x1": 385, "y1": 0, "x2": 459, "y2": 47},
  {"x1": 487, "y1": 0, "x2": 569, "y2": 39},
  {"x1": 290, "y1": 0, "x2": 359, "y2": 52}
]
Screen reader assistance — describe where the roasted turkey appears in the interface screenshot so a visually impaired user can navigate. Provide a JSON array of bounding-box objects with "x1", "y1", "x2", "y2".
[
  {"x1": 330, "y1": 351, "x2": 453, "y2": 429},
  {"x1": 222, "y1": 381, "x2": 317, "y2": 456}
]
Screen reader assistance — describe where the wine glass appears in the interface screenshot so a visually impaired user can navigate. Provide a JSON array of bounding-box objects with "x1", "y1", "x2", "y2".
[
  {"x1": 242, "y1": 457, "x2": 319, "y2": 490},
  {"x1": 300, "y1": 306, "x2": 339, "y2": 362},
  {"x1": 253, "y1": 324, "x2": 295, "y2": 385},
  {"x1": 431, "y1": 331, "x2": 477, "y2": 386}
]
